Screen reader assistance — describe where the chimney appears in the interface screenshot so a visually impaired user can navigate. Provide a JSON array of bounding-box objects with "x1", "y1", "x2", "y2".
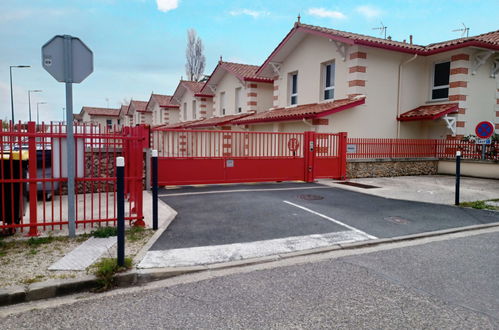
[
  {"x1": 409, "y1": 35, "x2": 413, "y2": 45},
  {"x1": 387, "y1": 36, "x2": 392, "y2": 40}
]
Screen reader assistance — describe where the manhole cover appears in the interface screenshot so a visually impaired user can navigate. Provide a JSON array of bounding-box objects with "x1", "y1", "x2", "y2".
[
  {"x1": 298, "y1": 194, "x2": 324, "y2": 200},
  {"x1": 337, "y1": 182, "x2": 380, "y2": 189},
  {"x1": 384, "y1": 216, "x2": 410, "y2": 224}
]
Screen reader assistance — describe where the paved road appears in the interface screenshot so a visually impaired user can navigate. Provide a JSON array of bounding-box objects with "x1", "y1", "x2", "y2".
[
  {"x1": 153, "y1": 182, "x2": 498, "y2": 250},
  {"x1": 3, "y1": 229, "x2": 498, "y2": 329}
]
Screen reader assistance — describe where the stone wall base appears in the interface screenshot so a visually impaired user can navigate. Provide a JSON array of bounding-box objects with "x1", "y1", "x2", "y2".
[{"x1": 347, "y1": 158, "x2": 438, "y2": 178}]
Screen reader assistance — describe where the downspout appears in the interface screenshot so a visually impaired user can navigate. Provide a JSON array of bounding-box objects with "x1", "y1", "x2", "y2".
[
  {"x1": 302, "y1": 118, "x2": 315, "y2": 132},
  {"x1": 396, "y1": 53, "x2": 418, "y2": 138}
]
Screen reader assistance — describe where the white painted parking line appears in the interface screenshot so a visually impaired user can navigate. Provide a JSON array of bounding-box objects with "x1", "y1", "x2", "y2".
[
  {"x1": 284, "y1": 201, "x2": 377, "y2": 240},
  {"x1": 138, "y1": 231, "x2": 371, "y2": 268},
  {"x1": 159, "y1": 186, "x2": 333, "y2": 197}
]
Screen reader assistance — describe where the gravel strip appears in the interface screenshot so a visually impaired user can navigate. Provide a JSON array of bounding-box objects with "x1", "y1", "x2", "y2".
[{"x1": 0, "y1": 229, "x2": 154, "y2": 290}]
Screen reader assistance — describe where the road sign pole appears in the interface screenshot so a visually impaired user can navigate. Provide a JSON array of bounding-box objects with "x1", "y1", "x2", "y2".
[{"x1": 64, "y1": 35, "x2": 76, "y2": 237}]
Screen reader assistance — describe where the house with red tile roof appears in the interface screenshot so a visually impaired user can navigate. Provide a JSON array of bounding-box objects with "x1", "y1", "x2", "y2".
[
  {"x1": 202, "y1": 61, "x2": 274, "y2": 115},
  {"x1": 241, "y1": 21, "x2": 499, "y2": 139},
  {"x1": 171, "y1": 80, "x2": 213, "y2": 122},
  {"x1": 146, "y1": 94, "x2": 180, "y2": 127},
  {"x1": 79, "y1": 106, "x2": 120, "y2": 129},
  {"x1": 128, "y1": 100, "x2": 150, "y2": 126},
  {"x1": 118, "y1": 104, "x2": 129, "y2": 127}
]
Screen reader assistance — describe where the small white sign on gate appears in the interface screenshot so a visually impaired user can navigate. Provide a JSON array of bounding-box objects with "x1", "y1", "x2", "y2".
[
  {"x1": 226, "y1": 159, "x2": 234, "y2": 167},
  {"x1": 347, "y1": 144, "x2": 357, "y2": 153}
]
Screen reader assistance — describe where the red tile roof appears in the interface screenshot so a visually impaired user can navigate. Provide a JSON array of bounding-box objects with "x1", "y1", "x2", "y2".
[
  {"x1": 299, "y1": 23, "x2": 499, "y2": 53},
  {"x1": 187, "y1": 113, "x2": 254, "y2": 128},
  {"x1": 162, "y1": 118, "x2": 206, "y2": 129},
  {"x1": 233, "y1": 97, "x2": 366, "y2": 125},
  {"x1": 181, "y1": 81, "x2": 205, "y2": 94},
  {"x1": 148, "y1": 94, "x2": 179, "y2": 110},
  {"x1": 258, "y1": 23, "x2": 499, "y2": 76},
  {"x1": 221, "y1": 61, "x2": 273, "y2": 82},
  {"x1": 398, "y1": 103, "x2": 459, "y2": 121},
  {"x1": 119, "y1": 105, "x2": 129, "y2": 117},
  {"x1": 81, "y1": 107, "x2": 120, "y2": 117},
  {"x1": 129, "y1": 100, "x2": 149, "y2": 113}
]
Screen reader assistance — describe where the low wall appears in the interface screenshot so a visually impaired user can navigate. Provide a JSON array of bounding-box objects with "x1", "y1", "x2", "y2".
[
  {"x1": 438, "y1": 160, "x2": 499, "y2": 179},
  {"x1": 347, "y1": 158, "x2": 438, "y2": 178}
]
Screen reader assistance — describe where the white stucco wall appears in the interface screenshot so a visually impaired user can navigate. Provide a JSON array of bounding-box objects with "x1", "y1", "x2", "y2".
[{"x1": 465, "y1": 56, "x2": 498, "y2": 136}]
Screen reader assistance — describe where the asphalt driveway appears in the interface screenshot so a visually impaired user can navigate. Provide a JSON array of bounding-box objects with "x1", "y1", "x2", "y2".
[{"x1": 151, "y1": 182, "x2": 499, "y2": 251}]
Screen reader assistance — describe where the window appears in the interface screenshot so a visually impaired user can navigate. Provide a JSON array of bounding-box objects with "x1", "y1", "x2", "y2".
[
  {"x1": 220, "y1": 92, "x2": 226, "y2": 115},
  {"x1": 235, "y1": 87, "x2": 242, "y2": 113},
  {"x1": 106, "y1": 119, "x2": 112, "y2": 129},
  {"x1": 431, "y1": 61, "x2": 450, "y2": 100},
  {"x1": 183, "y1": 103, "x2": 187, "y2": 120},
  {"x1": 192, "y1": 100, "x2": 197, "y2": 119},
  {"x1": 323, "y1": 62, "x2": 335, "y2": 100},
  {"x1": 117, "y1": 119, "x2": 121, "y2": 125},
  {"x1": 289, "y1": 73, "x2": 298, "y2": 105}
]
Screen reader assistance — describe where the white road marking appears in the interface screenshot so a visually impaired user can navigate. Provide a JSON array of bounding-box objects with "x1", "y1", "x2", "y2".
[
  {"x1": 138, "y1": 231, "x2": 371, "y2": 268},
  {"x1": 159, "y1": 186, "x2": 332, "y2": 197},
  {"x1": 283, "y1": 200, "x2": 377, "y2": 240}
]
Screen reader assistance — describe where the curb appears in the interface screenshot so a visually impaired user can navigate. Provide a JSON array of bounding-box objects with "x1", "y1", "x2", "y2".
[{"x1": 1, "y1": 222, "x2": 498, "y2": 307}]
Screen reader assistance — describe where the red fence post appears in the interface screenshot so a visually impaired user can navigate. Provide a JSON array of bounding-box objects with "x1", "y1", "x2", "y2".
[
  {"x1": 338, "y1": 132, "x2": 348, "y2": 180},
  {"x1": 27, "y1": 122, "x2": 38, "y2": 236}
]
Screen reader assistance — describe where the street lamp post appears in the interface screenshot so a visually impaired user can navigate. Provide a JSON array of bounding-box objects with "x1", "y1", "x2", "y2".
[
  {"x1": 9, "y1": 65, "x2": 31, "y2": 123},
  {"x1": 36, "y1": 102, "x2": 46, "y2": 126},
  {"x1": 28, "y1": 90, "x2": 42, "y2": 122}
]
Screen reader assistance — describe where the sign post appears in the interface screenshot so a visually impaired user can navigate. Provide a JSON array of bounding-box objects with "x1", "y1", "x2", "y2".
[
  {"x1": 42, "y1": 35, "x2": 93, "y2": 237},
  {"x1": 475, "y1": 121, "x2": 494, "y2": 160}
]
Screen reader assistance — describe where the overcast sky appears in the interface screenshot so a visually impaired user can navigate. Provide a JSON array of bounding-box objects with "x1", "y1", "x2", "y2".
[{"x1": 1, "y1": 0, "x2": 497, "y2": 123}]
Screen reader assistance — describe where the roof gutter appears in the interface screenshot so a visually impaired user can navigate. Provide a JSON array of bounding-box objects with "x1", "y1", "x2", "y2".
[{"x1": 396, "y1": 53, "x2": 418, "y2": 138}]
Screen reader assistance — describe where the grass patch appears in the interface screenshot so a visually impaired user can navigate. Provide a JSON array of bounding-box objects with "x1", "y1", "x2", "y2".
[
  {"x1": 91, "y1": 226, "x2": 118, "y2": 238},
  {"x1": 91, "y1": 257, "x2": 132, "y2": 291},
  {"x1": 460, "y1": 200, "x2": 498, "y2": 211},
  {"x1": 126, "y1": 226, "x2": 147, "y2": 242},
  {"x1": 27, "y1": 236, "x2": 55, "y2": 247},
  {"x1": 21, "y1": 275, "x2": 45, "y2": 285}
]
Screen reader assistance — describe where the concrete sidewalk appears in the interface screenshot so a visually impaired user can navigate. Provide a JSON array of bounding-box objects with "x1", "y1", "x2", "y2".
[{"x1": 319, "y1": 175, "x2": 499, "y2": 205}]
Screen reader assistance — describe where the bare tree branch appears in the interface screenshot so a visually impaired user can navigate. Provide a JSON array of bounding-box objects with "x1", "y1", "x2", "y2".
[{"x1": 185, "y1": 29, "x2": 206, "y2": 81}]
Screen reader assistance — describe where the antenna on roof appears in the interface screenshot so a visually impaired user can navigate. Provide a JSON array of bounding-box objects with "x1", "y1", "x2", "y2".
[
  {"x1": 452, "y1": 23, "x2": 469, "y2": 37},
  {"x1": 297, "y1": 14, "x2": 301, "y2": 24},
  {"x1": 372, "y1": 21, "x2": 387, "y2": 39}
]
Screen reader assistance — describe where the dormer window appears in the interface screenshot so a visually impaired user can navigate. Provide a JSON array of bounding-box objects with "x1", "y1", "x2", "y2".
[
  {"x1": 192, "y1": 100, "x2": 197, "y2": 119},
  {"x1": 289, "y1": 72, "x2": 298, "y2": 105},
  {"x1": 323, "y1": 62, "x2": 335, "y2": 100},
  {"x1": 431, "y1": 61, "x2": 450, "y2": 100}
]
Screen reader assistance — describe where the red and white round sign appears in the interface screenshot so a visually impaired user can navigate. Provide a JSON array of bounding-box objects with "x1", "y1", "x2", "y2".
[{"x1": 475, "y1": 121, "x2": 494, "y2": 139}]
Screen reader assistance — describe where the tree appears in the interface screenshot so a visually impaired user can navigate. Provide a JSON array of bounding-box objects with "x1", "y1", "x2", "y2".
[{"x1": 185, "y1": 29, "x2": 206, "y2": 82}]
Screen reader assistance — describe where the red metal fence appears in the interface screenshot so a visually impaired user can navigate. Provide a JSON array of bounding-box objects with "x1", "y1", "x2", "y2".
[
  {"x1": 0, "y1": 122, "x2": 146, "y2": 236},
  {"x1": 347, "y1": 138, "x2": 498, "y2": 160},
  {"x1": 151, "y1": 129, "x2": 347, "y2": 185}
]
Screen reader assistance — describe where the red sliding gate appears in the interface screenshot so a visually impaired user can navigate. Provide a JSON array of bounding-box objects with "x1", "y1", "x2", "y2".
[{"x1": 151, "y1": 129, "x2": 347, "y2": 185}]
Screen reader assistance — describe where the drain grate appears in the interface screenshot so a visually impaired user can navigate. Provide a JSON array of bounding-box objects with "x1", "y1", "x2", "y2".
[
  {"x1": 337, "y1": 182, "x2": 380, "y2": 189},
  {"x1": 384, "y1": 216, "x2": 410, "y2": 224},
  {"x1": 298, "y1": 194, "x2": 324, "y2": 200}
]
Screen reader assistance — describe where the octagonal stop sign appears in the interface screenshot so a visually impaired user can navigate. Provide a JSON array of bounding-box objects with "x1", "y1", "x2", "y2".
[{"x1": 42, "y1": 35, "x2": 93, "y2": 83}]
